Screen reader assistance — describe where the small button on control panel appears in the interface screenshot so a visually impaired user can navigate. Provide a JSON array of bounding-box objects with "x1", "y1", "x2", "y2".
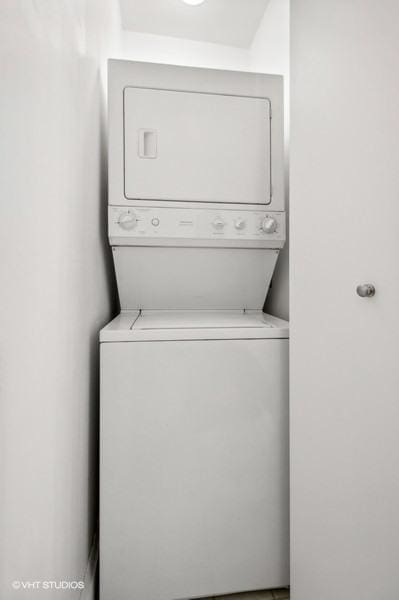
[
  {"x1": 109, "y1": 206, "x2": 285, "y2": 246},
  {"x1": 212, "y1": 217, "x2": 226, "y2": 231},
  {"x1": 234, "y1": 218, "x2": 246, "y2": 230}
]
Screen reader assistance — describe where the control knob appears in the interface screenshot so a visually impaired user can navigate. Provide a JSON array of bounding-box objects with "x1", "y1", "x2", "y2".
[
  {"x1": 118, "y1": 211, "x2": 137, "y2": 230},
  {"x1": 261, "y1": 217, "x2": 277, "y2": 234},
  {"x1": 212, "y1": 217, "x2": 226, "y2": 231},
  {"x1": 234, "y1": 218, "x2": 246, "y2": 230}
]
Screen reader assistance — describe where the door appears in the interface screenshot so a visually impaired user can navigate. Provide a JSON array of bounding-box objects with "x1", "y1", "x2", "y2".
[
  {"x1": 124, "y1": 87, "x2": 271, "y2": 204},
  {"x1": 291, "y1": 2, "x2": 399, "y2": 599},
  {"x1": 100, "y1": 338, "x2": 289, "y2": 600}
]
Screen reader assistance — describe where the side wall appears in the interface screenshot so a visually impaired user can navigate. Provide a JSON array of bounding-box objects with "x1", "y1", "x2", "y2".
[{"x1": 0, "y1": 1, "x2": 120, "y2": 597}]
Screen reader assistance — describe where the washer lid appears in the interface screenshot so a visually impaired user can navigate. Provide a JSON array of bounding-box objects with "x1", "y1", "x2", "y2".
[{"x1": 100, "y1": 311, "x2": 289, "y2": 342}]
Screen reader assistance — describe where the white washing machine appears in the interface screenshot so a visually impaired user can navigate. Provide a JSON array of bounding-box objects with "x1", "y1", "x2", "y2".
[
  {"x1": 101, "y1": 311, "x2": 288, "y2": 600},
  {"x1": 101, "y1": 60, "x2": 288, "y2": 600}
]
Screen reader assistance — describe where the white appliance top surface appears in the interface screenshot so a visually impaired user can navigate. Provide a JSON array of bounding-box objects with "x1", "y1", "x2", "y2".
[
  {"x1": 135, "y1": 310, "x2": 271, "y2": 330},
  {"x1": 100, "y1": 310, "x2": 289, "y2": 342}
]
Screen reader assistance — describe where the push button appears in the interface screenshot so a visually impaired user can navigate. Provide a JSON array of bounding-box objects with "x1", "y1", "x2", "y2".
[{"x1": 151, "y1": 217, "x2": 160, "y2": 227}]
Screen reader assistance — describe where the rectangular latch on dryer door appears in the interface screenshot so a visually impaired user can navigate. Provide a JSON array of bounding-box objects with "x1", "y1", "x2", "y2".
[{"x1": 138, "y1": 129, "x2": 157, "y2": 158}]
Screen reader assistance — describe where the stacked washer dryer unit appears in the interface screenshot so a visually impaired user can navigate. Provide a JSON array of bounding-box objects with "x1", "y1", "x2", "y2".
[{"x1": 101, "y1": 60, "x2": 289, "y2": 600}]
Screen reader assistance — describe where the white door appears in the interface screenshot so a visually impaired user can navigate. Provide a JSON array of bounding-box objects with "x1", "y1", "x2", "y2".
[
  {"x1": 291, "y1": 2, "x2": 399, "y2": 599},
  {"x1": 124, "y1": 87, "x2": 271, "y2": 204},
  {"x1": 100, "y1": 338, "x2": 289, "y2": 600}
]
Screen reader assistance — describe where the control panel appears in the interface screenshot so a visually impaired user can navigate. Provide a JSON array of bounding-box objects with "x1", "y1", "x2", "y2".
[{"x1": 109, "y1": 206, "x2": 285, "y2": 247}]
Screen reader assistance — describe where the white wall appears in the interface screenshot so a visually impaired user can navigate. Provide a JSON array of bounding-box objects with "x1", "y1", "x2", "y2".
[
  {"x1": 121, "y1": 30, "x2": 250, "y2": 71},
  {"x1": 0, "y1": 1, "x2": 120, "y2": 597},
  {"x1": 250, "y1": 0, "x2": 290, "y2": 320}
]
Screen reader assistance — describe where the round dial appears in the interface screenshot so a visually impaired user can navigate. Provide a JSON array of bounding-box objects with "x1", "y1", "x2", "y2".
[
  {"x1": 234, "y1": 218, "x2": 246, "y2": 230},
  {"x1": 118, "y1": 211, "x2": 137, "y2": 230},
  {"x1": 261, "y1": 217, "x2": 277, "y2": 234},
  {"x1": 212, "y1": 217, "x2": 226, "y2": 231}
]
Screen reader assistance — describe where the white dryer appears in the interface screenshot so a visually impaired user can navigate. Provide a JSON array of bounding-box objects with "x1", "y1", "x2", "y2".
[{"x1": 101, "y1": 60, "x2": 288, "y2": 600}]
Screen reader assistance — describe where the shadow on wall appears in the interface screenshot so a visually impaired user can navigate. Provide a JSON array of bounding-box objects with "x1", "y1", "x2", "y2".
[
  {"x1": 0, "y1": 1, "x2": 120, "y2": 595},
  {"x1": 86, "y1": 69, "x2": 120, "y2": 566}
]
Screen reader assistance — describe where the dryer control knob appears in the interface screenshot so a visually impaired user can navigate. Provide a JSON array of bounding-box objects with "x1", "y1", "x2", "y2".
[
  {"x1": 234, "y1": 218, "x2": 246, "y2": 230},
  {"x1": 212, "y1": 217, "x2": 226, "y2": 231},
  {"x1": 261, "y1": 217, "x2": 277, "y2": 234},
  {"x1": 118, "y1": 211, "x2": 137, "y2": 230}
]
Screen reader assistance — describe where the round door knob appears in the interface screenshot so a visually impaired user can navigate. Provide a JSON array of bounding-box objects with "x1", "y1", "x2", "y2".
[
  {"x1": 261, "y1": 217, "x2": 277, "y2": 234},
  {"x1": 356, "y1": 284, "x2": 376, "y2": 298},
  {"x1": 234, "y1": 218, "x2": 246, "y2": 230},
  {"x1": 118, "y1": 211, "x2": 137, "y2": 230},
  {"x1": 212, "y1": 217, "x2": 225, "y2": 231}
]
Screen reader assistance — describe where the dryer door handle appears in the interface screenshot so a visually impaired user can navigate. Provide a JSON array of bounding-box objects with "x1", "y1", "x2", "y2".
[{"x1": 138, "y1": 129, "x2": 157, "y2": 159}]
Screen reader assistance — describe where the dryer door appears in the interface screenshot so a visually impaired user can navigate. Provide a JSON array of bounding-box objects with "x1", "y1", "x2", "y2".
[{"x1": 124, "y1": 87, "x2": 271, "y2": 205}]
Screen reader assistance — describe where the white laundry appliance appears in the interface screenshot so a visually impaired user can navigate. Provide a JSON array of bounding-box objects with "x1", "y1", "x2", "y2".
[{"x1": 100, "y1": 60, "x2": 289, "y2": 600}]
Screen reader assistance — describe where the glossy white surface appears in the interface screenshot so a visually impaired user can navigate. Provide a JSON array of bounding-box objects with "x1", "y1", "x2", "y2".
[{"x1": 100, "y1": 335, "x2": 289, "y2": 599}]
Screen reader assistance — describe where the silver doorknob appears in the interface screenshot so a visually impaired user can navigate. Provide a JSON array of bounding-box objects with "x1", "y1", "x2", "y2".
[{"x1": 356, "y1": 284, "x2": 375, "y2": 298}]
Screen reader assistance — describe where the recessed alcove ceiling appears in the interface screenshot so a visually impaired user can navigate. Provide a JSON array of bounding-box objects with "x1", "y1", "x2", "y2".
[{"x1": 119, "y1": 0, "x2": 270, "y2": 48}]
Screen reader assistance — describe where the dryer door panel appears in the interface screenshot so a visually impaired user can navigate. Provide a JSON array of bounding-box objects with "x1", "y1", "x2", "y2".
[{"x1": 124, "y1": 87, "x2": 271, "y2": 204}]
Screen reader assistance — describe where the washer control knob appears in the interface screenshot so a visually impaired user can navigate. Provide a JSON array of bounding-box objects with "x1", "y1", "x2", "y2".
[
  {"x1": 212, "y1": 217, "x2": 226, "y2": 231},
  {"x1": 234, "y1": 218, "x2": 246, "y2": 230},
  {"x1": 261, "y1": 217, "x2": 277, "y2": 234},
  {"x1": 118, "y1": 211, "x2": 137, "y2": 230}
]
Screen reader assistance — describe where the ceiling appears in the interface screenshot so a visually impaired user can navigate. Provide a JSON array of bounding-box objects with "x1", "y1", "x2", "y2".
[{"x1": 119, "y1": 0, "x2": 270, "y2": 48}]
